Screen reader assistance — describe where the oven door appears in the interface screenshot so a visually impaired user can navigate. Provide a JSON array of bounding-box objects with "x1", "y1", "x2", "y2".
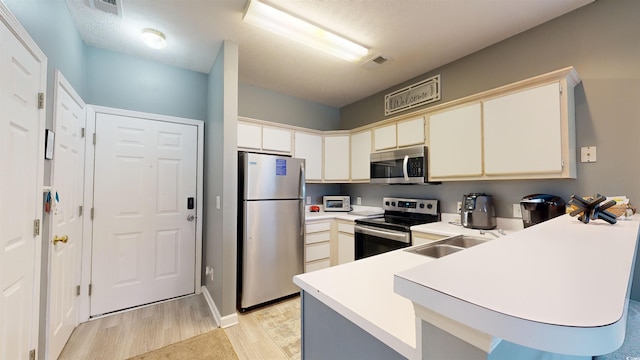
[{"x1": 354, "y1": 224, "x2": 411, "y2": 260}]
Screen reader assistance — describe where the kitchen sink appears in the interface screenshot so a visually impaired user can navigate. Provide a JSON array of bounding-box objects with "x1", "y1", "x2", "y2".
[{"x1": 405, "y1": 235, "x2": 489, "y2": 258}]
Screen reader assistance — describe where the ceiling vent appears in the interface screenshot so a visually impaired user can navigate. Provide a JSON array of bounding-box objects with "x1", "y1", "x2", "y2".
[
  {"x1": 89, "y1": 0, "x2": 122, "y2": 17},
  {"x1": 361, "y1": 54, "x2": 391, "y2": 70}
]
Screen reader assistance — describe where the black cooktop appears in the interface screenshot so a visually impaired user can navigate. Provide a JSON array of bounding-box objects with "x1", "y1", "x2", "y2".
[{"x1": 355, "y1": 211, "x2": 440, "y2": 232}]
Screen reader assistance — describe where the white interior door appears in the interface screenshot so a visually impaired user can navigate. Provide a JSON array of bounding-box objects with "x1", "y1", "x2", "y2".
[
  {"x1": 48, "y1": 71, "x2": 86, "y2": 359},
  {"x1": 90, "y1": 113, "x2": 197, "y2": 316},
  {"x1": 0, "y1": 15, "x2": 45, "y2": 360}
]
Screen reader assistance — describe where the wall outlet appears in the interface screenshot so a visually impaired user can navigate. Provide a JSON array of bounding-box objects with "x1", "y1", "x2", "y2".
[
  {"x1": 513, "y1": 203, "x2": 523, "y2": 218},
  {"x1": 356, "y1": 197, "x2": 362, "y2": 205},
  {"x1": 456, "y1": 201, "x2": 462, "y2": 214},
  {"x1": 581, "y1": 146, "x2": 597, "y2": 163},
  {"x1": 216, "y1": 196, "x2": 220, "y2": 209},
  {"x1": 306, "y1": 196, "x2": 311, "y2": 204}
]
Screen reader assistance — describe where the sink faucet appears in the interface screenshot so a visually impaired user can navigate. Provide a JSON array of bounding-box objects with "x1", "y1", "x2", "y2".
[{"x1": 479, "y1": 229, "x2": 502, "y2": 238}]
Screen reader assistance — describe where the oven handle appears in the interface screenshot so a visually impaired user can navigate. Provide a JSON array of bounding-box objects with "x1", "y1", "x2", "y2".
[{"x1": 354, "y1": 224, "x2": 411, "y2": 244}]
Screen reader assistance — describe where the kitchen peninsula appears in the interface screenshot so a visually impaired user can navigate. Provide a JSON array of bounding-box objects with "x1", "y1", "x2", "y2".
[{"x1": 293, "y1": 215, "x2": 640, "y2": 359}]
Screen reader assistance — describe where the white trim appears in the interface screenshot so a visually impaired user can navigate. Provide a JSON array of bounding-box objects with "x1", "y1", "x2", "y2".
[
  {"x1": 201, "y1": 286, "x2": 238, "y2": 328},
  {"x1": 0, "y1": 2, "x2": 48, "y2": 357},
  {"x1": 80, "y1": 105, "x2": 205, "y2": 321}
]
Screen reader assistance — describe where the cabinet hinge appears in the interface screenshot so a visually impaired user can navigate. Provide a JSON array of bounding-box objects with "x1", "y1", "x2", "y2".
[
  {"x1": 79, "y1": 205, "x2": 83, "y2": 216},
  {"x1": 93, "y1": 133, "x2": 96, "y2": 145},
  {"x1": 29, "y1": 349, "x2": 35, "y2": 360},
  {"x1": 33, "y1": 219, "x2": 40, "y2": 236},
  {"x1": 76, "y1": 285, "x2": 81, "y2": 296},
  {"x1": 37, "y1": 93, "x2": 44, "y2": 109},
  {"x1": 559, "y1": 85, "x2": 563, "y2": 95},
  {"x1": 91, "y1": 208, "x2": 94, "y2": 220},
  {"x1": 81, "y1": 128, "x2": 85, "y2": 138},
  {"x1": 561, "y1": 159, "x2": 565, "y2": 168},
  {"x1": 89, "y1": 284, "x2": 92, "y2": 296}
]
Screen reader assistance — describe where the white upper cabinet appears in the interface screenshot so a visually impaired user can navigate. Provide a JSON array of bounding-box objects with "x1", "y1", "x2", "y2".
[
  {"x1": 397, "y1": 117, "x2": 425, "y2": 147},
  {"x1": 323, "y1": 135, "x2": 350, "y2": 181},
  {"x1": 350, "y1": 130, "x2": 372, "y2": 181},
  {"x1": 262, "y1": 126, "x2": 292, "y2": 153},
  {"x1": 294, "y1": 131, "x2": 323, "y2": 181},
  {"x1": 373, "y1": 123, "x2": 397, "y2": 151},
  {"x1": 237, "y1": 121, "x2": 262, "y2": 150},
  {"x1": 483, "y1": 82, "x2": 562, "y2": 175},
  {"x1": 237, "y1": 120, "x2": 292, "y2": 154},
  {"x1": 429, "y1": 103, "x2": 483, "y2": 178}
]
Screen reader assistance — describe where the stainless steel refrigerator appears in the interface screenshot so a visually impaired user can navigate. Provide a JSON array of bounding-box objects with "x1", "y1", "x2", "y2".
[{"x1": 237, "y1": 152, "x2": 305, "y2": 311}]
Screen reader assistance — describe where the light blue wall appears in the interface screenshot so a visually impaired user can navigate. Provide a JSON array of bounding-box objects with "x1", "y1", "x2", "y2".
[
  {"x1": 239, "y1": 83, "x2": 340, "y2": 131},
  {"x1": 85, "y1": 46, "x2": 208, "y2": 120}
]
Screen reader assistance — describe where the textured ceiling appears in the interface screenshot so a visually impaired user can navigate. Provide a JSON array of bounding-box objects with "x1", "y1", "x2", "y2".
[{"x1": 65, "y1": 0, "x2": 593, "y2": 108}]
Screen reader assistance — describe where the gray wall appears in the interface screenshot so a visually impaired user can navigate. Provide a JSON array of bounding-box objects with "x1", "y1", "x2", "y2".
[
  {"x1": 339, "y1": 0, "x2": 640, "y2": 300},
  {"x1": 85, "y1": 46, "x2": 208, "y2": 120},
  {"x1": 204, "y1": 41, "x2": 239, "y2": 317},
  {"x1": 239, "y1": 83, "x2": 340, "y2": 131}
]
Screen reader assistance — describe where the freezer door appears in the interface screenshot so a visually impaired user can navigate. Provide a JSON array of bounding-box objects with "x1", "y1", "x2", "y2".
[
  {"x1": 240, "y1": 199, "x2": 304, "y2": 309},
  {"x1": 242, "y1": 152, "x2": 305, "y2": 200}
]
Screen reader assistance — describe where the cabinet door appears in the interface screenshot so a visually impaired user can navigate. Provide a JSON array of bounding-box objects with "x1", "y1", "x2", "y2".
[
  {"x1": 397, "y1": 117, "x2": 425, "y2": 147},
  {"x1": 350, "y1": 130, "x2": 371, "y2": 180},
  {"x1": 237, "y1": 122, "x2": 262, "y2": 149},
  {"x1": 429, "y1": 103, "x2": 482, "y2": 178},
  {"x1": 483, "y1": 82, "x2": 562, "y2": 175},
  {"x1": 262, "y1": 126, "x2": 292, "y2": 153},
  {"x1": 373, "y1": 123, "x2": 397, "y2": 150},
  {"x1": 337, "y1": 233, "x2": 355, "y2": 265},
  {"x1": 324, "y1": 135, "x2": 350, "y2": 181},
  {"x1": 294, "y1": 132, "x2": 323, "y2": 181}
]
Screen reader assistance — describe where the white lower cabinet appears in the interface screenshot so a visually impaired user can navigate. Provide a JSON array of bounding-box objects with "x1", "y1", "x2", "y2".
[
  {"x1": 335, "y1": 220, "x2": 355, "y2": 265},
  {"x1": 304, "y1": 220, "x2": 331, "y2": 272},
  {"x1": 412, "y1": 231, "x2": 449, "y2": 246}
]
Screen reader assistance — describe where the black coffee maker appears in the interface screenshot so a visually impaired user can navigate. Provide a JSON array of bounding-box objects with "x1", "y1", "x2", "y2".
[{"x1": 520, "y1": 194, "x2": 566, "y2": 228}]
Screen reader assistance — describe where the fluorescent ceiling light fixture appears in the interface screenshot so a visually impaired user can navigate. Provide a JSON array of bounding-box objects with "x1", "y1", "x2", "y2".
[
  {"x1": 243, "y1": 0, "x2": 369, "y2": 62},
  {"x1": 142, "y1": 28, "x2": 167, "y2": 49}
]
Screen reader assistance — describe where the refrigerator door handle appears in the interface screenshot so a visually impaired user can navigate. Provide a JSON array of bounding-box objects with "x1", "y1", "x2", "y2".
[{"x1": 299, "y1": 162, "x2": 306, "y2": 236}]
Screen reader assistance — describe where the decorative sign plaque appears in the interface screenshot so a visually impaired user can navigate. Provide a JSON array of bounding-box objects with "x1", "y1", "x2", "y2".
[{"x1": 385, "y1": 75, "x2": 441, "y2": 116}]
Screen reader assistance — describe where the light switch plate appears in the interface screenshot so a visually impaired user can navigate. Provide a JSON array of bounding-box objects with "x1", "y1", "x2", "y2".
[
  {"x1": 581, "y1": 146, "x2": 597, "y2": 163},
  {"x1": 216, "y1": 196, "x2": 221, "y2": 209}
]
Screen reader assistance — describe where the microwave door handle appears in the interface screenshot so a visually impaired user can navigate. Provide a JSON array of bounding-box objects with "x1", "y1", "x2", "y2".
[{"x1": 403, "y1": 155, "x2": 409, "y2": 181}]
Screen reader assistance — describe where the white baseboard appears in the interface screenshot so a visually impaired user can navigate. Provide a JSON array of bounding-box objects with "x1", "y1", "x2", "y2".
[{"x1": 201, "y1": 285, "x2": 238, "y2": 328}]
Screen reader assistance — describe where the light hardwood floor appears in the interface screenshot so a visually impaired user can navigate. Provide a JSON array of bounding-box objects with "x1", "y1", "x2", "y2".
[{"x1": 58, "y1": 294, "x2": 300, "y2": 360}]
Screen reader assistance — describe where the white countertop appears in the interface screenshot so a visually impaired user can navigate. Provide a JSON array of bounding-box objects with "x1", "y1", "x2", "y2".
[
  {"x1": 395, "y1": 214, "x2": 640, "y2": 356},
  {"x1": 305, "y1": 205, "x2": 384, "y2": 222},
  {"x1": 294, "y1": 249, "x2": 433, "y2": 360}
]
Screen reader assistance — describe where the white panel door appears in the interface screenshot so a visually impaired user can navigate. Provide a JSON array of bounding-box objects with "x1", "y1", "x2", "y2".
[
  {"x1": 48, "y1": 72, "x2": 85, "y2": 359},
  {"x1": 0, "y1": 19, "x2": 44, "y2": 360},
  {"x1": 429, "y1": 103, "x2": 483, "y2": 178},
  {"x1": 91, "y1": 114, "x2": 197, "y2": 316},
  {"x1": 483, "y1": 83, "x2": 562, "y2": 175},
  {"x1": 323, "y1": 135, "x2": 350, "y2": 181}
]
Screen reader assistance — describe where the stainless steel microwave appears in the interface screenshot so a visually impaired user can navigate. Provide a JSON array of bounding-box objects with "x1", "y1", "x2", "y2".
[
  {"x1": 323, "y1": 196, "x2": 351, "y2": 212},
  {"x1": 370, "y1": 146, "x2": 430, "y2": 184}
]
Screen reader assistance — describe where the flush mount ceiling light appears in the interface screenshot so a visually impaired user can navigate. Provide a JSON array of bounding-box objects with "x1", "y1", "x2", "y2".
[
  {"x1": 243, "y1": 0, "x2": 369, "y2": 62},
  {"x1": 142, "y1": 28, "x2": 167, "y2": 49}
]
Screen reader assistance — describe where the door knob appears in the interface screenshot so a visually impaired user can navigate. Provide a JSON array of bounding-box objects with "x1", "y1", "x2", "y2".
[
  {"x1": 53, "y1": 235, "x2": 69, "y2": 245},
  {"x1": 187, "y1": 215, "x2": 195, "y2": 221}
]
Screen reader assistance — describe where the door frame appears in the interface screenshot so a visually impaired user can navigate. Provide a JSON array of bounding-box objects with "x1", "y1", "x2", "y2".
[
  {"x1": 80, "y1": 105, "x2": 204, "y2": 321},
  {"x1": 0, "y1": 2, "x2": 48, "y2": 358}
]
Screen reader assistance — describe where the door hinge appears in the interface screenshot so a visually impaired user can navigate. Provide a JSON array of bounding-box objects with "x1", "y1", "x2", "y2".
[
  {"x1": 88, "y1": 284, "x2": 92, "y2": 296},
  {"x1": 37, "y1": 93, "x2": 44, "y2": 109},
  {"x1": 91, "y1": 208, "x2": 94, "y2": 220},
  {"x1": 76, "y1": 285, "x2": 81, "y2": 296},
  {"x1": 29, "y1": 349, "x2": 35, "y2": 360},
  {"x1": 79, "y1": 205, "x2": 83, "y2": 216},
  {"x1": 93, "y1": 133, "x2": 96, "y2": 145},
  {"x1": 81, "y1": 127, "x2": 85, "y2": 138},
  {"x1": 33, "y1": 219, "x2": 40, "y2": 236}
]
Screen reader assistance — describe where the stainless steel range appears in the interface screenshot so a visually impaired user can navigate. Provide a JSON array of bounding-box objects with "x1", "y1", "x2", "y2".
[{"x1": 354, "y1": 197, "x2": 440, "y2": 260}]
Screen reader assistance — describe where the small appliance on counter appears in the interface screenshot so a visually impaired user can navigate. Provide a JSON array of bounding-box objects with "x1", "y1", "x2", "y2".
[
  {"x1": 309, "y1": 205, "x2": 321, "y2": 212},
  {"x1": 323, "y1": 195, "x2": 351, "y2": 212},
  {"x1": 461, "y1": 193, "x2": 497, "y2": 230},
  {"x1": 520, "y1": 194, "x2": 566, "y2": 228}
]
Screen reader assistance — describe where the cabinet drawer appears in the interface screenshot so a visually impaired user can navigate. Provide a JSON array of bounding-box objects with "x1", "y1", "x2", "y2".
[
  {"x1": 305, "y1": 258, "x2": 330, "y2": 273},
  {"x1": 337, "y1": 222, "x2": 354, "y2": 234},
  {"x1": 306, "y1": 243, "x2": 330, "y2": 262},
  {"x1": 306, "y1": 231, "x2": 330, "y2": 245},
  {"x1": 306, "y1": 221, "x2": 331, "y2": 233}
]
